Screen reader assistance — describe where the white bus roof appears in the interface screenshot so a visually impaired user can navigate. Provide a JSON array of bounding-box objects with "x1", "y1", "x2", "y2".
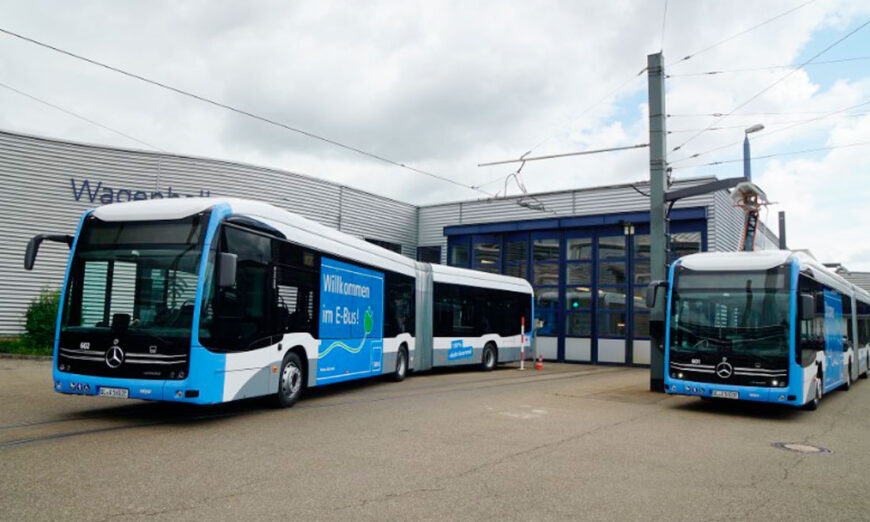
[
  {"x1": 92, "y1": 197, "x2": 418, "y2": 275},
  {"x1": 90, "y1": 197, "x2": 533, "y2": 295},
  {"x1": 678, "y1": 250, "x2": 861, "y2": 297},
  {"x1": 431, "y1": 264, "x2": 533, "y2": 294}
]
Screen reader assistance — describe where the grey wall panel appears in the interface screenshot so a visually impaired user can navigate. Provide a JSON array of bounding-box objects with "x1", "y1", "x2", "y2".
[
  {"x1": 417, "y1": 205, "x2": 461, "y2": 264},
  {"x1": 0, "y1": 130, "x2": 416, "y2": 335},
  {"x1": 338, "y1": 188, "x2": 418, "y2": 258}
]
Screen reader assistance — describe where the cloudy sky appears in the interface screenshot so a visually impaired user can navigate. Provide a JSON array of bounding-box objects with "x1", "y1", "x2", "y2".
[{"x1": 1, "y1": 1, "x2": 869, "y2": 267}]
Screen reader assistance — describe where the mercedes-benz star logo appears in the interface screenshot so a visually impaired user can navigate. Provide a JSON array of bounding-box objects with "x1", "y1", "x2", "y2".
[
  {"x1": 105, "y1": 345, "x2": 125, "y2": 369},
  {"x1": 715, "y1": 361, "x2": 733, "y2": 379}
]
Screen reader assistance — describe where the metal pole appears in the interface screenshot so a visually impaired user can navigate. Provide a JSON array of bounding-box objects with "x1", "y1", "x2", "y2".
[
  {"x1": 778, "y1": 211, "x2": 787, "y2": 250},
  {"x1": 743, "y1": 134, "x2": 751, "y2": 181},
  {"x1": 647, "y1": 52, "x2": 668, "y2": 392}
]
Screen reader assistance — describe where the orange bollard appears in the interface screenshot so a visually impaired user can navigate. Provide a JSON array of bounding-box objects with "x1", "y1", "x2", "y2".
[{"x1": 535, "y1": 354, "x2": 543, "y2": 370}]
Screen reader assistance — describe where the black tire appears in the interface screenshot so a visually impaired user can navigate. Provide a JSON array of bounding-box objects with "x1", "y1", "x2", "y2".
[
  {"x1": 843, "y1": 364, "x2": 852, "y2": 391},
  {"x1": 803, "y1": 375, "x2": 821, "y2": 411},
  {"x1": 391, "y1": 347, "x2": 408, "y2": 382},
  {"x1": 481, "y1": 343, "x2": 497, "y2": 372},
  {"x1": 862, "y1": 357, "x2": 869, "y2": 379},
  {"x1": 276, "y1": 352, "x2": 304, "y2": 408}
]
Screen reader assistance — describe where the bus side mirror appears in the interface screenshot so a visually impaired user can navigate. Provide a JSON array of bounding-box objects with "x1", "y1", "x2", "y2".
[
  {"x1": 645, "y1": 280, "x2": 668, "y2": 309},
  {"x1": 218, "y1": 253, "x2": 237, "y2": 288},
  {"x1": 24, "y1": 234, "x2": 73, "y2": 270},
  {"x1": 799, "y1": 293, "x2": 814, "y2": 321}
]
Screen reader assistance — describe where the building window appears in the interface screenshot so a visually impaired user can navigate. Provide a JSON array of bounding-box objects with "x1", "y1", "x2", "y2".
[
  {"x1": 532, "y1": 236, "x2": 560, "y2": 336},
  {"x1": 504, "y1": 235, "x2": 529, "y2": 280},
  {"x1": 565, "y1": 236, "x2": 592, "y2": 339},
  {"x1": 417, "y1": 245, "x2": 441, "y2": 264},
  {"x1": 632, "y1": 234, "x2": 651, "y2": 340},
  {"x1": 365, "y1": 238, "x2": 402, "y2": 254},
  {"x1": 473, "y1": 236, "x2": 501, "y2": 273},
  {"x1": 448, "y1": 237, "x2": 471, "y2": 268},
  {"x1": 597, "y1": 234, "x2": 627, "y2": 339},
  {"x1": 670, "y1": 232, "x2": 702, "y2": 262}
]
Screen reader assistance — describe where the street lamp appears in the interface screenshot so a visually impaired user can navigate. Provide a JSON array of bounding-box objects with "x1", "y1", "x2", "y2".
[{"x1": 743, "y1": 124, "x2": 764, "y2": 180}]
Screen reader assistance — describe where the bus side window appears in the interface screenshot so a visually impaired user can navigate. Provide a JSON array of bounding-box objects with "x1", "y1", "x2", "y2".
[
  {"x1": 797, "y1": 276, "x2": 822, "y2": 367},
  {"x1": 275, "y1": 264, "x2": 317, "y2": 337},
  {"x1": 385, "y1": 272, "x2": 415, "y2": 338},
  {"x1": 842, "y1": 295, "x2": 853, "y2": 349}
]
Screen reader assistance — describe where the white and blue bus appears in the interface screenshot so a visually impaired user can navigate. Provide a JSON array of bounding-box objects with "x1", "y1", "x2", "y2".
[
  {"x1": 660, "y1": 250, "x2": 869, "y2": 410},
  {"x1": 25, "y1": 198, "x2": 533, "y2": 407}
]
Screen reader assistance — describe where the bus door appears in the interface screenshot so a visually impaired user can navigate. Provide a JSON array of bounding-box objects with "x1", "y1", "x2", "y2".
[{"x1": 822, "y1": 289, "x2": 844, "y2": 391}]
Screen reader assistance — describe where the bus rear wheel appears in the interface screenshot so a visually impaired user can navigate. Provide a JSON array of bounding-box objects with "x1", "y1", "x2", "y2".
[
  {"x1": 276, "y1": 352, "x2": 304, "y2": 408},
  {"x1": 390, "y1": 347, "x2": 408, "y2": 382},
  {"x1": 481, "y1": 343, "x2": 497, "y2": 372}
]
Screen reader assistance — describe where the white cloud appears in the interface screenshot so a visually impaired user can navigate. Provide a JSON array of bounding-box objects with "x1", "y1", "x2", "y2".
[{"x1": 0, "y1": 0, "x2": 869, "y2": 265}]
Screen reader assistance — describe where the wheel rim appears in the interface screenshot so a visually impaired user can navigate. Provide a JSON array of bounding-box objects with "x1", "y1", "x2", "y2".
[
  {"x1": 397, "y1": 353, "x2": 406, "y2": 376},
  {"x1": 281, "y1": 362, "x2": 302, "y2": 399},
  {"x1": 815, "y1": 378, "x2": 822, "y2": 402},
  {"x1": 486, "y1": 350, "x2": 494, "y2": 367}
]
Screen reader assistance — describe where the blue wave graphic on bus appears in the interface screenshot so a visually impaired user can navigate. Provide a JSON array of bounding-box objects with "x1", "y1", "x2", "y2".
[
  {"x1": 448, "y1": 340, "x2": 473, "y2": 361},
  {"x1": 318, "y1": 307, "x2": 373, "y2": 358}
]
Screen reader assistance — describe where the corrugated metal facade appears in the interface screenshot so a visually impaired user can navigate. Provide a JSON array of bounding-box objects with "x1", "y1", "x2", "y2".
[
  {"x1": 418, "y1": 178, "x2": 724, "y2": 264},
  {"x1": 0, "y1": 130, "x2": 416, "y2": 334},
  {"x1": 0, "y1": 129, "x2": 773, "y2": 335}
]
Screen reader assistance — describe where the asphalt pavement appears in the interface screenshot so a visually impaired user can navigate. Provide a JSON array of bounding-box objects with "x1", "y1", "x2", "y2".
[{"x1": 1, "y1": 357, "x2": 869, "y2": 521}]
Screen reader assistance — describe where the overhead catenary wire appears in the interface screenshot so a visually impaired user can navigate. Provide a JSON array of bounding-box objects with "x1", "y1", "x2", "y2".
[
  {"x1": 478, "y1": 143, "x2": 649, "y2": 167},
  {"x1": 670, "y1": 18, "x2": 870, "y2": 154},
  {"x1": 0, "y1": 79, "x2": 164, "y2": 152},
  {"x1": 0, "y1": 78, "x2": 170, "y2": 191},
  {"x1": 667, "y1": 55, "x2": 870, "y2": 77},
  {"x1": 667, "y1": 111, "x2": 870, "y2": 133},
  {"x1": 668, "y1": 0, "x2": 818, "y2": 67},
  {"x1": 670, "y1": 140, "x2": 870, "y2": 170},
  {"x1": 669, "y1": 99, "x2": 870, "y2": 164},
  {"x1": 508, "y1": 66, "x2": 648, "y2": 162},
  {"x1": 0, "y1": 26, "x2": 492, "y2": 197}
]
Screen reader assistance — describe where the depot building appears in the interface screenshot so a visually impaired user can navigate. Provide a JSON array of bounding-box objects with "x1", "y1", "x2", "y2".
[{"x1": 0, "y1": 129, "x2": 778, "y2": 366}]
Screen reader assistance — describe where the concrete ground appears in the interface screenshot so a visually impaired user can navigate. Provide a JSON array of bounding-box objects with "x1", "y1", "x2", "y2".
[{"x1": 1, "y1": 358, "x2": 869, "y2": 521}]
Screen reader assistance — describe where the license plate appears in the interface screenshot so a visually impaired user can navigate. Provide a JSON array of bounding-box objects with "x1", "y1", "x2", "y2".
[
  {"x1": 99, "y1": 387, "x2": 129, "y2": 399},
  {"x1": 711, "y1": 390, "x2": 739, "y2": 399}
]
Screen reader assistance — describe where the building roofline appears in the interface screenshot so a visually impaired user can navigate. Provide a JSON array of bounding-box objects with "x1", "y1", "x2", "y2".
[{"x1": 0, "y1": 127, "x2": 417, "y2": 209}]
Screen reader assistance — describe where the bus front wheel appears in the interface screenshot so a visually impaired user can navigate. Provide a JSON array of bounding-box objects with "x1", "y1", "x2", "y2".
[
  {"x1": 481, "y1": 343, "x2": 497, "y2": 372},
  {"x1": 803, "y1": 375, "x2": 821, "y2": 411},
  {"x1": 277, "y1": 352, "x2": 304, "y2": 408}
]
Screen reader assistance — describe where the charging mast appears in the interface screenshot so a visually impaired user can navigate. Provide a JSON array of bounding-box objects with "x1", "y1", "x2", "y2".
[{"x1": 647, "y1": 52, "x2": 668, "y2": 392}]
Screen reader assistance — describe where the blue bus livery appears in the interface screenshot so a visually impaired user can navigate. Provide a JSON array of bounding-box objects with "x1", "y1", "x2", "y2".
[
  {"x1": 25, "y1": 198, "x2": 534, "y2": 407},
  {"x1": 660, "y1": 250, "x2": 869, "y2": 410}
]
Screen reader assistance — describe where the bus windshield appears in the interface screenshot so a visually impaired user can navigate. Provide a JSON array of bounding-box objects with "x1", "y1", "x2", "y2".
[
  {"x1": 60, "y1": 215, "x2": 207, "y2": 339},
  {"x1": 670, "y1": 266, "x2": 790, "y2": 360}
]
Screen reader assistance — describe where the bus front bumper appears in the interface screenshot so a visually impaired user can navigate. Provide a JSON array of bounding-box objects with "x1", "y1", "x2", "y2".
[
  {"x1": 664, "y1": 378, "x2": 800, "y2": 407},
  {"x1": 52, "y1": 370, "x2": 220, "y2": 405}
]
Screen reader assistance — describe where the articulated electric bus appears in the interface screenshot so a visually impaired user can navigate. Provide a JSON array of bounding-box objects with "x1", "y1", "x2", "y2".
[
  {"x1": 25, "y1": 198, "x2": 533, "y2": 407},
  {"x1": 661, "y1": 250, "x2": 869, "y2": 410}
]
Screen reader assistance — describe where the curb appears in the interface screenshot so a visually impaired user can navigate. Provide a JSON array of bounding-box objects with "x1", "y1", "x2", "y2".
[{"x1": 0, "y1": 352, "x2": 52, "y2": 361}]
